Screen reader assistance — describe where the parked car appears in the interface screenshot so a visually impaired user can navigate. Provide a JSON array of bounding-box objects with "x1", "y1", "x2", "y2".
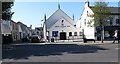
[
  {"x1": 31, "y1": 35, "x2": 41, "y2": 43},
  {"x1": 22, "y1": 37, "x2": 30, "y2": 42}
]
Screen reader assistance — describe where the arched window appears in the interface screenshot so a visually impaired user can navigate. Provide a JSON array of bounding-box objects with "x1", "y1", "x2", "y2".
[
  {"x1": 79, "y1": 32, "x2": 82, "y2": 36},
  {"x1": 74, "y1": 32, "x2": 77, "y2": 36},
  {"x1": 61, "y1": 20, "x2": 64, "y2": 26},
  {"x1": 69, "y1": 32, "x2": 72, "y2": 36}
]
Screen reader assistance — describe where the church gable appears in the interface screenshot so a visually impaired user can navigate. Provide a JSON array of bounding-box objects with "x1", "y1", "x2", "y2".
[
  {"x1": 46, "y1": 9, "x2": 74, "y2": 29},
  {"x1": 49, "y1": 18, "x2": 75, "y2": 30}
]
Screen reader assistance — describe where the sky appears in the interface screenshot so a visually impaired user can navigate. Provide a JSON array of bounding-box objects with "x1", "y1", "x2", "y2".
[{"x1": 11, "y1": 1, "x2": 119, "y2": 29}]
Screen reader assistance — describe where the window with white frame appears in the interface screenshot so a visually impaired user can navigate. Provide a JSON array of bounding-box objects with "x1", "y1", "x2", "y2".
[
  {"x1": 69, "y1": 32, "x2": 72, "y2": 36},
  {"x1": 74, "y1": 32, "x2": 77, "y2": 36}
]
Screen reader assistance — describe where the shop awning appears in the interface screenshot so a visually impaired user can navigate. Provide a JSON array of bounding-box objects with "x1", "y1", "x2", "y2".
[{"x1": 1, "y1": 23, "x2": 11, "y2": 35}]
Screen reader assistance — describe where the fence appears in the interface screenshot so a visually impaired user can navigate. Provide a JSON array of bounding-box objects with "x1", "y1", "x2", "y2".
[{"x1": 48, "y1": 35, "x2": 83, "y2": 42}]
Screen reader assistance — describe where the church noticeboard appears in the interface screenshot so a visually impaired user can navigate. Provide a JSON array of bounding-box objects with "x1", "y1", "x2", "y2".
[{"x1": 52, "y1": 31, "x2": 58, "y2": 37}]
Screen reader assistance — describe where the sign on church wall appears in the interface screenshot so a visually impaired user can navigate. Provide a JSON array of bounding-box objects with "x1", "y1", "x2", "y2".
[{"x1": 52, "y1": 31, "x2": 58, "y2": 37}]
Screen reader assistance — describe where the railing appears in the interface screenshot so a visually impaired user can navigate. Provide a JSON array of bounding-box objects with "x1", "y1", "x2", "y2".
[{"x1": 48, "y1": 35, "x2": 83, "y2": 42}]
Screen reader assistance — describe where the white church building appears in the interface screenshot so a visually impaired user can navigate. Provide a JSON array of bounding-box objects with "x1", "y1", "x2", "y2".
[
  {"x1": 43, "y1": 0, "x2": 120, "y2": 42},
  {"x1": 43, "y1": 5, "x2": 82, "y2": 42}
]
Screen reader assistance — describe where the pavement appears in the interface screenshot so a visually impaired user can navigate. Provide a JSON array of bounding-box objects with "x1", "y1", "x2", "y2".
[{"x1": 4, "y1": 40, "x2": 119, "y2": 46}]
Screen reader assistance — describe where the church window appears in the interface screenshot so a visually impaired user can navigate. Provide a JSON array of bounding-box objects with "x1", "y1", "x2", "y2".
[
  {"x1": 74, "y1": 32, "x2": 77, "y2": 36},
  {"x1": 61, "y1": 20, "x2": 64, "y2": 26},
  {"x1": 69, "y1": 32, "x2": 72, "y2": 36},
  {"x1": 62, "y1": 20, "x2": 64, "y2": 23},
  {"x1": 79, "y1": 32, "x2": 82, "y2": 36}
]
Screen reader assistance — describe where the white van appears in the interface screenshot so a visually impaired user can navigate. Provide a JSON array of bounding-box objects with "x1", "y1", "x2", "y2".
[{"x1": 83, "y1": 27, "x2": 96, "y2": 43}]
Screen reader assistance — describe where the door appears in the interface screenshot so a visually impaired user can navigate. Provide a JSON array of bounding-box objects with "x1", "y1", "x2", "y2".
[{"x1": 60, "y1": 32, "x2": 66, "y2": 40}]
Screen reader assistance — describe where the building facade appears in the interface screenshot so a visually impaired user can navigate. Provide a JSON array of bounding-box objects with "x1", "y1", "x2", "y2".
[
  {"x1": 10, "y1": 20, "x2": 20, "y2": 42},
  {"x1": 76, "y1": 0, "x2": 120, "y2": 40},
  {"x1": 1, "y1": 20, "x2": 12, "y2": 43},
  {"x1": 32, "y1": 27, "x2": 43, "y2": 36},
  {"x1": 17, "y1": 22, "x2": 31, "y2": 42},
  {"x1": 1, "y1": 20, "x2": 11, "y2": 35},
  {"x1": 44, "y1": 6, "x2": 82, "y2": 42},
  {"x1": 76, "y1": 1, "x2": 95, "y2": 40}
]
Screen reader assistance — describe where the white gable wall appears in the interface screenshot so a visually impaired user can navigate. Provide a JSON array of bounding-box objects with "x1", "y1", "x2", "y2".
[
  {"x1": 46, "y1": 9, "x2": 74, "y2": 30},
  {"x1": 45, "y1": 8, "x2": 82, "y2": 41},
  {"x1": 80, "y1": 7, "x2": 94, "y2": 28},
  {"x1": 48, "y1": 18, "x2": 81, "y2": 40},
  {"x1": 76, "y1": 2, "x2": 95, "y2": 39}
]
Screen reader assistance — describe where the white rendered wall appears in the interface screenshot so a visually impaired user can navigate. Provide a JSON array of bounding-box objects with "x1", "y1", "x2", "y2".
[
  {"x1": 76, "y1": 2, "x2": 95, "y2": 39},
  {"x1": 46, "y1": 9, "x2": 74, "y2": 29},
  {"x1": 48, "y1": 18, "x2": 81, "y2": 40}
]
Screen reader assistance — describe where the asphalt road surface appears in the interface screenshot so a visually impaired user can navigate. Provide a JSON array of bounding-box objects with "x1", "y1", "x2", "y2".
[{"x1": 2, "y1": 42, "x2": 119, "y2": 63}]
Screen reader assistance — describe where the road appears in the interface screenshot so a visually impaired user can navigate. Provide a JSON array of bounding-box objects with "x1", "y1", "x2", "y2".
[{"x1": 2, "y1": 42, "x2": 119, "y2": 63}]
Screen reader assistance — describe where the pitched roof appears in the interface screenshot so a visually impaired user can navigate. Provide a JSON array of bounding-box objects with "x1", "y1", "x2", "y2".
[
  {"x1": 46, "y1": 9, "x2": 74, "y2": 29},
  {"x1": 89, "y1": 6, "x2": 120, "y2": 15}
]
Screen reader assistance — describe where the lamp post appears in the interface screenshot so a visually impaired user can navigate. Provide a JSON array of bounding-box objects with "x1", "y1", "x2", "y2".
[{"x1": 0, "y1": 1, "x2": 2, "y2": 63}]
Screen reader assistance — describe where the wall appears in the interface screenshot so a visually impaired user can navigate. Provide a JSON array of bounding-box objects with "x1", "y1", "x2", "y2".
[
  {"x1": 10, "y1": 21, "x2": 19, "y2": 41},
  {"x1": 46, "y1": 9, "x2": 74, "y2": 29},
  {"x1": 77, "y1": 3, "x2": 95, "y2": 39},
  {"x1": 48, "y1": 18, "x2": 81, "y2": 40}
]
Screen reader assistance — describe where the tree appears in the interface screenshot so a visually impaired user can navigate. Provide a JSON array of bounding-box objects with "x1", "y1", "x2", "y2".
[
  {"x1": 90, "y1": 0, "x2": 111, "y2": 43},
  {"x1": 0, "y1": 2, "x2": 14, "y2": 45},
  {"x1": 2, "y1": 2, "x2": 14, "y2": 20}
]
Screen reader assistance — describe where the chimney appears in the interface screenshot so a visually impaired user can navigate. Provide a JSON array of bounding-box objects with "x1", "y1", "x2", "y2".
[{"x1": 85, "y1": 0, "x2": 90, "y2": 7}]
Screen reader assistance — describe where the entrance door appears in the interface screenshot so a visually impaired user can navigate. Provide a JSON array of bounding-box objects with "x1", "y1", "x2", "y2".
[{"x1": 60, "y1": 32, "x2": 66, "y2": 40}]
